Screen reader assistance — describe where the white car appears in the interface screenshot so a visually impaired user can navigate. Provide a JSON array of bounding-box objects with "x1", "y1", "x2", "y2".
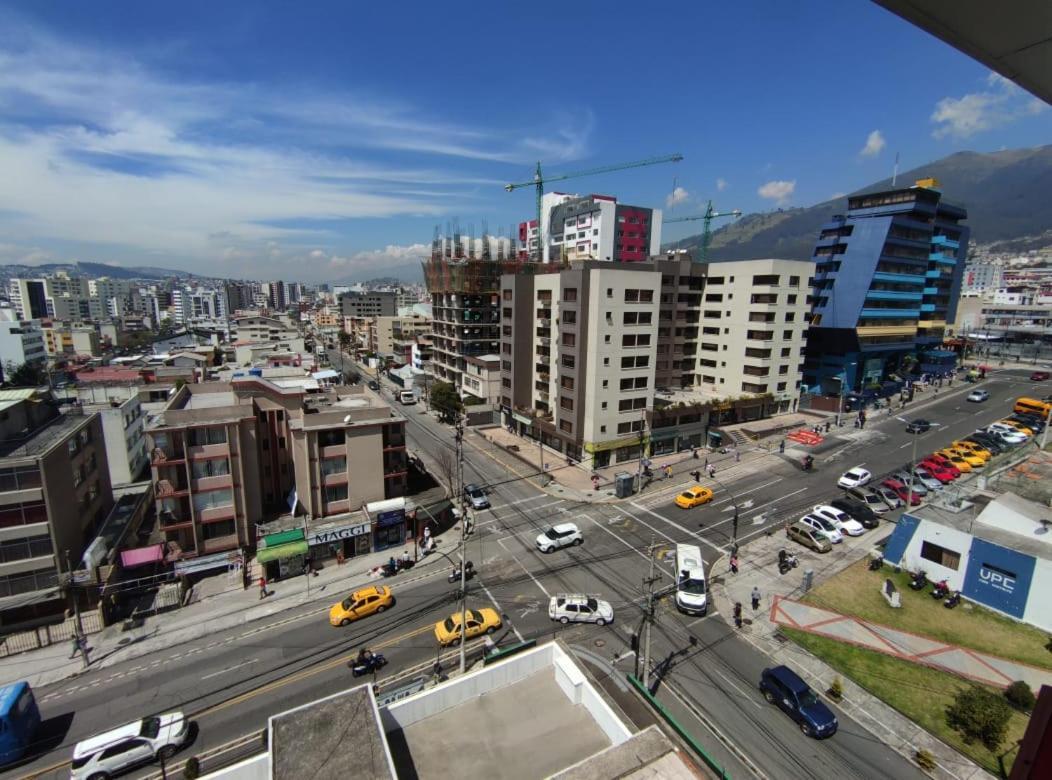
[
  {"x1": 837, "y1": 467, "x2": 872, "y2": 490},
  {"x1": 986, "y1": 424, "x2": 1028, "y2": 444},
  {"x1": 811, "y1": 505, "x2": 865, "y2": 537},
  {"x1": 548, "y1": 594, "x2": 613, "y2": 626},
  {"x1": 536, "y1": 523, "x2": 583, "y2": 553},
  {"x1": 798, "y1": 513, "x2": 843, "y2": 544},
  {"x1": 966, "y1": 390, "x2": 989, "y2": 402},
  {"x1": 71, "y1": 713, "x2": 190, "y2": 780}
]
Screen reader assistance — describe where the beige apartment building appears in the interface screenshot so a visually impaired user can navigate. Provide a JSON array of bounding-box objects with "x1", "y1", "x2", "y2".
[
  {"x1": 367, "y1": 315, "x2": 432, "y2": 364},
  {"x1": 0, "y1": 390, "x2": 113, "y2": 627},
  {"x1": 147, "y1": 378, "x2": 407, "y2": 562}
]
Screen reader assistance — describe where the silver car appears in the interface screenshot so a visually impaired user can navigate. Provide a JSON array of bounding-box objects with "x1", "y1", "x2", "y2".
[
  {"x1": 890, "y1": 471, "x2": 929, "y2": 497},
  {"x1": 846, "y1": 487, "x2": 890, "y2": 514},
  {"x1": 912, "y1": 467, "x2": 944, "y2": 492}
]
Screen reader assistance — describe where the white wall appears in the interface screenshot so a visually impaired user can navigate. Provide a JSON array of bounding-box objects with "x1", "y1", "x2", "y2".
[
  {"x1": 900, "y1": 519, "x2": 974, "y2": 589},
  {"x1": 1022, "y1": 556, "x2": 1052, "y2": 633}
]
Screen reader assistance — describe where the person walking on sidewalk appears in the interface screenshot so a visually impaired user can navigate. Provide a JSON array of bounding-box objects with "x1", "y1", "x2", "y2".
[
  {"x1": 664, "y1": 464, "x2": 673, "y2": 480},
  {"x1": 750, "y1": 586, "x2": 761, "y2": 611},
  {"x1": 259, "y1": 576, "x2": 269, "y2": 600},
  {"x1": 735, "y1": 449, "x2": 740, "y2": 463},
  {"x1": 729, "y1": 554, "x2": 739, "y2": 575},
  {"x1": 706, "y1": 463, "x2": 715, "y2": 479},
  {"x1": 733, "y1": 602, "x2": 743, "y2": 629},
  {"x1": 69, "y1": 633, "x2": 81, "y2": 660}
]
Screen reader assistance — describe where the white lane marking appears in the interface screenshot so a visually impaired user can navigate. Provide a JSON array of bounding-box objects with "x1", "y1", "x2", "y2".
[
  {"x1": 514, "y1": 558, "x2": 551, "y2": 598},
  {"x1": 898, "y1": 442, "x2": 912, "y2": 449},
  {"x1": 711, "y1": 478, "x2": 783, "y2": 506},
  {"x1": 706, "y1": 489, "x2": 808, "y2": 531},
  {"x1": 509, "y1": 493, "x2": 555, "y2": 506},
  {"x1": 628, "y1": 503, "x2": 728, "y2": 555},
  {"x1": 591, "y1": 520, "x2": 662, "y2": 566},
  {"x1": 478, "y1": 581, "x2": 524, "y2": 642},
  {"x1": 200, "y1": 658, "x2": 259, "y2": 681},
  {"x1": 711, "y1": 668, "x2": 763, "y2": 710}
]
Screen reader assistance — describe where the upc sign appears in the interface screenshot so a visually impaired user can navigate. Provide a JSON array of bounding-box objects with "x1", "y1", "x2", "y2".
[{"x1": 979, "y1": 566, "x2": 1015, "y2": 593}]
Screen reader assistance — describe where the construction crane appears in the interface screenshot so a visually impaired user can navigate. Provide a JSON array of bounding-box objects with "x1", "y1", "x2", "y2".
[
  {"x1": 665, "y1": 200, "x2": 742, "y2": 263},
  {"x1": 506, "y1": 154, "x2": 683, "y2": 262}
]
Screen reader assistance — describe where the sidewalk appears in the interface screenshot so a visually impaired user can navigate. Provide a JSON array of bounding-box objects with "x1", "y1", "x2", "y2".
[
  {"x1": 3, "y1": 531, "x2": 459, "y2": 691},
  {"x1": 710, "y1": 529, "x2": 995, "y2": 780}
]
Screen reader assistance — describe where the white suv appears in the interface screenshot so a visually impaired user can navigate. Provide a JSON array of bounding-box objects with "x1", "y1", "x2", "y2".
[
  {"x1": 536, "y1": 523, "x2": 583, "y2": 553},
  {"x1": 798, "y1": 513, "x2": 843, "y2": 544},
  {"x1": 71, "y1": 713, "x2": 189, "y2": 780},
  {"x1": 811, "y1": 505, "x2": 865, "y2": 537},
  {"x1": 548, "y1": 594, "x2": 613, "y2": 626}
]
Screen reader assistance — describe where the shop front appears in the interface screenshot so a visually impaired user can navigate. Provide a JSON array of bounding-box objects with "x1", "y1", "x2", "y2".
[
  {"x1": 307, "y1": 517, "x2": 371, "y2": 563},
  {"x1": 367, "y1": 497, "x2": 407, "y2": 552},
  {"x1": 257, "y1": 529, "x2": 308, "y2": 581}
]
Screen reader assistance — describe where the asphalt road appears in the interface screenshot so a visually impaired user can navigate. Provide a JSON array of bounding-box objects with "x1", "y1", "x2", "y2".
[{"x1": 10, "y1": 362, "x2": 1047, "y2": 780}]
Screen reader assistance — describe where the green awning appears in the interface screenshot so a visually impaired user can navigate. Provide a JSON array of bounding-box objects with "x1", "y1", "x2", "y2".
[
  {"x1": 257, "y1": 540, "x2": 308, "y2": 563},
  {"x1": 262, "y1": 529, "x2": 304, "y2": 547}
]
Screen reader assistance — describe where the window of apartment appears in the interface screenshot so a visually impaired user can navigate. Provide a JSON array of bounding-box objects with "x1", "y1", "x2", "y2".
[
  {"x1": 789, "y1": 276, "x2": 800, "y2": 287},
  {"x1": 606, "y1": 288, "x2": 613, "y2": 298},
  {"x1": 503, "y1": 307, "x2": 512, "y2": 319},
  {"x1": 752, "y1": 274, "x2": 780, "y2": 285},
  {"x1": 707, "y1": 276, "x2": 724, "y2": 285},
  {"x1": 703, "y1": 310, "x2": 721, "y2": 319},
  {"x1": 321, "y1": 456, "x2": 347, "y2": 476},
  {"x1": 622, "y1": 334, "x2": 652, "y2": 348},
  {"x1": 193, "y1": 489, "x2": 233, "y2": 511},
  {"x1": 783, "y1": 330, "x2": 793, "y2": 340},
  {"x1": 778, "y1": 364, "x2": 789, "y2": 375},
  {"x1": 189, "y1": 427, "x2": 227, "y2": 446},
  {"x1": 605, "y1": 335, "x2": 611, "y2": 344},
  {"x1": 621, "y1": 355, "x2": 649, "y2": 369},
  {"x1": 503, "y1": 289, "x2": 512, "y2": 301},
  {"x1": 620, "y1": 377, "x2": 648, "y2": 390},
  {"x1": 318, "y1": 429, "x2": 346, "y2": 447},
  {"x1": 563, "y1": 288, "x2": 578, "y2": 302},
  {"x1": 787, "y1": 294, "x2": 797, "y2": 305},
  {"x1": 603, "y1": 357, "x2": 609, "y2": 366},
  {"x1": 781, "y1": 347, "x2": 791, "y2": 357},
  {"x1": 920, "y1": 541, "x2": 961, "y2": 571},
  {"x1": 193, "y1": 458, "x2": 231, "y2": 478},
  {"x1": 79, "y1": 428, "x2": 91, "y2": 446},
  {"x1": 562, "y1": 332, "x2": 576, "y2": 347},
  {"x1": 0, "y1": 501, "x2": 47, "y2": 528},
  {"x1": 0, "y1": 467, "x2": 41, "y2": 492},
  {"x1": 67, "y1": 439, "x2": 79, "y2": 457},
  {"x1": 501, "y1": 377, "x2": 511, "y2": 389},
  {"x1": 623, "y1": 311, "x2": 653, "y2": 325},
  {"x1": 559, "y1": 396, "x2": 574, "y2": 411},
  {"x1": 617, "y1": 397, "x2": 647, "y2": 412},
  {"x1": 559, "y1": 420, "x2": 573, "y2": 434},
  {"x1": 785, "y1": 312, "x2": 795, "y2": 322},
  {"x1": 0, "y1": 534, "x2": 53, "y2": 564},
  {"x1": 617, "y1": 420, "x2": 645, "y2": 434},
  {"x1": 324, "y1": 484, "x2": 349, "y2": 503},
  {"x1": 623, "y1": 289, "x2": 654, "y2": 303},
  {"x1": 502, "y1": 360, "x2": 511, "y2": 371},
  {"x1": 561, "y1": 355, "x2": 575, "y2": 369},
  {"x1": 563, "y1": 310, "x2": 576, "y2": 325},
  {"x1": 0, "y1": 569, "x2": 59, "y2": 598},
  {"x1": 777, "y1": 382, "x2": 787, "y2": 391},
  {"x1": 704, "y1": 293, "x2": 723, "y2": 302},
  {"x1": 560, "y1": 376, "x2": 574, "y2": 390},
  {"x1": 702, "y1": 374, "x2": 716, "y2": 383}
]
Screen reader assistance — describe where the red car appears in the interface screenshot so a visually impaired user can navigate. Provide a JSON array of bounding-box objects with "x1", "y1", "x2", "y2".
[
  {"x1": 918, "y1": 460, "x2": 957, "y2": 483},
  {"x1": 924, "y1": 453, "x2": 961, "y2": 478},
  {"x1": 881, "y1": 478, "x2": 923, "y2": 506},
  {"x1": 1031, "y1": 371, "x2": 1050, "y2": 381}
]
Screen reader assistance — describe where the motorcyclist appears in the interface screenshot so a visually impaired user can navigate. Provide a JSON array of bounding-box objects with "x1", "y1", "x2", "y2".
[
  {"x1": 357, "y1": 647, "x2": 373, "y2": 666},
  {"x1": 387, "y1": 556, "x2": 397, "y2": 572}
]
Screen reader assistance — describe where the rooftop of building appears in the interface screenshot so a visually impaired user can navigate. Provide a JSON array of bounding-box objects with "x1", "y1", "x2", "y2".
[
  {"x1": 0, "y1": 408, "x2": 94, "y2": 460},
  {"x1": 465, "y1": 353, "x2": 501, "y2": 367}
]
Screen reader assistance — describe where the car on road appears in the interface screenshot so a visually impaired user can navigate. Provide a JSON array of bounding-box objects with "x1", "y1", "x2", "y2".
[
  {"x1": 810, "y1": 505, "x2": 865, "y2": 536},
  {"x1": 1031, "y1": 371, "x2": 1050, "y2": 381},
  {"x1": 535, "y1": 522, "x2": 583, "y2": 553},
  {"x1": 966, "y1": 389, "x2": 990, "y2": 403},
  {"x1": 434, "y1": 607, "x2": 502, "y2": 646},
  {"x1": 464, "y1": 483, "x2": 490, "y2": 510},
  {"x1": 760, "y1": 665, "x2": 838, "y2": 739},
  {"x1": 837, "y1": 467, "x2": 872, "y2": 490},
  {"x1": 330, "y1": 586, "x2": 394, "y2": 627},
  {"x1": 548, "y1": 594, "x2": 614, "y2": 626},
  {"x1": 674, "y1": 485, "x2": 714, "y2": 509},
  {"x1": 798, "y1": 513, "x2": 843, "y2": 544},
  {"x1": 786, "y1": 522, "x2": 833, "y2": 553},
  {"x1": 845, "y1": 487, "x2": 890, "y2": 514},
  {"x1": 904, "y1": 419, "x2": 932, "y2": 434},
  {"x1": 912, "y1": 467, "x2": 945, "y2": 492},
  {"x1": 880, "y1": 478, "x2": 922, "y2": 506},
  {"x1": 71, "y1": 713, "x2": 190, "y2": 780},
  {"x1": 889, "y1": 471, "x2": 929, "y2": 496},
  {"x1": 917, "y1": 459, "x2": 956, "y2": 483},
  {"x1": 367, "y1": 380, "x2": 380, "y2": 391},
  {"x1": 828, "y1": 497, "x2": 880, "y2": 528}
]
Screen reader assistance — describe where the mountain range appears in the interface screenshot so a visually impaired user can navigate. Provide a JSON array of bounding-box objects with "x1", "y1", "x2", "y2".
[{"x1": 666, "y1": 144, "x2": 1052, "y2": 261}]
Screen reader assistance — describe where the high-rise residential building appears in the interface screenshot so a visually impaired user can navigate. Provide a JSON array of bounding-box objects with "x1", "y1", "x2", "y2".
[
  {"x1": 8, "y1": 279, "x2": 49, "y2": 321},
  {"x1": 146, "y1": 378, "x2": 407, "y2": 560},
  {"x1": 804, "y1": 179, "x2": 968, "y2": 395},
  {"x1": 0, "y1": 310, "x2": 46, "y2": 373},
  {"x1": 962, "y1": 262, "x2": 1003, "y2": 295},
  {"x1": 340, "y1": 291, "x2": 398, "y2": 318},
  {"x1": 518, "y1": 192, "x2": 663, "y2": 264},
  {"x1": 0, "y1": 392, "x2": 113, "y2": 628}
]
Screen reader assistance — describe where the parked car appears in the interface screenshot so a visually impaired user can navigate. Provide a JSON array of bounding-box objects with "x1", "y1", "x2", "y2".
[
  {"x1": 939, "y1": 447, "x2": 984, "y2": 468},
  {"x1": 786, "y1": 522, "x2": 833, "y2": 553},
  {"x1": 952, "y1": 440, "x2": 991, "y2": 461},
  {"x1": 889, "y1": 471, "x2": 929, "y2": 496},
  {"x1": 997, "y1": 418, "x2": 1034, "y2": 436},
  {"x1": 837, "y1": 467, "x2": 872, "y2": 490},
  {"x1": 904, "y1": 418, "x2": 931, "y2": 434},
  {"x1": 924, "y1": 453, "x2": 962, "y2": 477},
  {"x1": 367, "y1": 380, "x2": 380, "y2": 391},
  {"x1": 329, "y1": 586, "x2": 394, "y2": 626},
  {"x1": 872, "y1": 484, "x2": 904, "y2": 509},
  {"x1": 810, "y1": 505, "x2": 865, "y2": 536},
  {"x1": 1007, "y1": 413, "x2": 1045, "y2": 434},
  {"x1": 985, "y1": 425, "x2": 1027, "y2": 445},
  {"x1": 880, "y1": 478, "x2": 922, "y2": 506},
  {"x1": 464, "y1": 483, "x2": 490, "y2": 510},
  {"x1": 674, "y1": 485, "x2": 714, "y2": 509},
  {"x1": 797, "y1": 513, "x2": 843, "y2": 544},
  {"x1": 434, "y1": 607, "x2": 502, "y2": 646},
  {"x1": 828, "y1": 497, "x2": 880, "y2": 528},
  {"x1": 845, "y1": 487, "x2": 890, "y2": 514},
  {"x1": 548, "y1": 594, "x2": 613, "y2": 626},
  {"x1": 535, "y1": 523, "x2": 583, "y2": 553},
  {"x1": 759, "y1": 665, "x2": 838, "y2": 738},
  {"x1": 71, "y1": 713, "x2": 190, "y2": 780},
  {"x1": 912, "y1": 467, "x2": 945, "y2": 491},
  {"x1": 917, "y1": 459, "x2": 957, "y2": 483},
  {"x1": 966, "y1": 389, "x2": 990, "y2": 403},
  {"x1": 964, "y1": 433, "x2": 1004, "y2": 454},
  {"x1": 1030, "y1": 371, "x2": 1050, "y2": 381}
]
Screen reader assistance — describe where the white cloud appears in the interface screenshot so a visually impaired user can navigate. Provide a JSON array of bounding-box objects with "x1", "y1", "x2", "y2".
[
  {"x1": 716, "y1": 178, "x2": 727, "y2": 191},
  {"x1": 931, "y1": 72, "x2": 1048, "y2": 139},
  {"x1": 859, "y1": 130, "x2": 885, "y2": 157},
  {"x1": 757, "y1": 180, "x2": 796, "y2": 205},
  {"x1": 665, "y1": 186, "x2": 689, "y2": 208}
]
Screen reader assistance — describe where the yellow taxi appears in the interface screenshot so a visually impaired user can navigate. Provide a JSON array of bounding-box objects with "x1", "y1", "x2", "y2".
[
  {"x1": 941, "y1": 447, "x2": 984, "y2": 468},
  {"x1": 674, "y1": 485, "x2": 715, "y2": 509},
  {"x1": 952, "y1": 441, "x2": 991, "y2": 461},
  {"x1": 329, "y1": 585, "x2": 394, "y2": 627},
  {"x1": 935, "y1": 450, "x2": 973, "y2": 472},
  {"x1": 434, "y1": 607, "x2": 502, "y2": 646},
  {"x1": 999, "y1": 419, "x2": 1034, "y2": 436}
]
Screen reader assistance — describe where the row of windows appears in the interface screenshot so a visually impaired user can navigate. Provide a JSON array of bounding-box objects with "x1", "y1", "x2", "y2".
[
  {"x1": 325, "y1": 484, "x2": 349, "y2": 503},
  {"x1": 0, "y1": 534, "x2": 53, "y2": 563},
  {"x1": 0, "y1": 568, "x2": 59, "y2": 598}
]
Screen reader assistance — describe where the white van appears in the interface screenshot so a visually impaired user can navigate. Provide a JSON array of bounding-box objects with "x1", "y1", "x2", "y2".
[
  {"x1": 399, "y1": 389, "x2": 416, "y2": 405},
  {"x1": 674, "y1": 543, "x2": 707, "y2": 615}
]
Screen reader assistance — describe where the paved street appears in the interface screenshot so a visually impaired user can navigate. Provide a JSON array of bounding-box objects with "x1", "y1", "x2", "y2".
[{"x1": 9, "y1": 362, "x2": 1045, "y2": 780}]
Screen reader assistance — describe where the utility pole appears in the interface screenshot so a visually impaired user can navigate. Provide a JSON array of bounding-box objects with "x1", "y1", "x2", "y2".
[
  {"x1": 635, "y1": 407, "x2": 647, "y2": 492},
  {"x1": 455, "y1": 415, "x2": 469, "y2": 674},
  {"x1": 65, "y1": 549, "x2": 89, "y2": 668},
  {"x1": 641, "y1": 538, "x2": 661, "y2": 689}
]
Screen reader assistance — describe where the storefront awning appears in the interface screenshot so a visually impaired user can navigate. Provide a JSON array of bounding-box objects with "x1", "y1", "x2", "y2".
[
  {"x1": 120, "y1": 544, "x2": 165, "y2": 569},
  {"x1": 257, "y1": 540, "x2": 308, "y2": 563},
  {"x1": 261, "y1": 529, "x2": 305, "y2": 547}
]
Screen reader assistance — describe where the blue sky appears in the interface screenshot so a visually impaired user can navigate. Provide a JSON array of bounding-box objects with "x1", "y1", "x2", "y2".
[{"x1": 0, "y1": 1, "x2": 1048, "y2": 282}]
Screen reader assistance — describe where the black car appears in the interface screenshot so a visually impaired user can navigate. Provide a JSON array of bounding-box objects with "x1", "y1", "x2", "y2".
[
  {"x1": 829, "y1": 497, "x2": 879, "y2": 528},
  {"x1": 367, "y1": 380, "x2": 380, "y2": 391},
  {"x1": 967, "y1": 432, "x2": 1005, "y2": 454},
  {"x1": 1008, "y1": 413, "x2": 1045, "y2": 434},
  {"x1": 905, "y1": 418, "x2": 932, "y2": 434},
  {"x1": 760, "y1": 665, "x2": 838, "y2": 738}
]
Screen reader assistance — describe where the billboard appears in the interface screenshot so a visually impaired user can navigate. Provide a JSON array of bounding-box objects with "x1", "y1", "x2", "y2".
[{"x1": 962, "y1": 537, "x2": 1036, "y2": 619}]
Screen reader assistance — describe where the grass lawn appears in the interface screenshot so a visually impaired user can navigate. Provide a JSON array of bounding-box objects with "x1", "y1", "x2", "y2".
[
  {"x1": 800, "y1": 558, "x2": 1052, "y2": 670},
  {"x1": 785, "y1": 629, "x2": 1030, "y2": 776}
]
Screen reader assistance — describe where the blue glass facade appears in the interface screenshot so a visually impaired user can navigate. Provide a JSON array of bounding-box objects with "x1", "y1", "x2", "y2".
[{"x1": 803, "y1": 182, "x2": 968, "y2": 396}]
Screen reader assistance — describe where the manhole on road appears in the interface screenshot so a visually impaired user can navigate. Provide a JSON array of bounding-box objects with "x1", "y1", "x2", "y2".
[{"x1": 594, "y1": 639, "x2": 605, "y2": 648}]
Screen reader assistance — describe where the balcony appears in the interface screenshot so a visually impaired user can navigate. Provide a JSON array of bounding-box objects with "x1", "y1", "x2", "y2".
[
  {"x1": 537, "y1": 317, "x2": 551, "y2": 327},
  {"x1": 537, "y1": 336, "x2": 551, "y2": 346},
  {"x1": 201, "y1": 534, "x2": 240, "y2": 554},
  {"x1": 199, "y1": 504, "x2": 236, "y2": 523},
  {"x1": 872, "y1": 271, "x2": 926, "y2": 284},
  {"x1": 155, "y1": 477, "x2": 190, "y2": 498},
  {"x1": 932, "y1": 235, "x2": 960, "y2": 250},
  {"x1": 188, "y1": 442, "x2": 230, "y2": 459},
  {"x1": 151, "y1": 446, "x2": 186, "y2": 465},
  {"x1": 865, "y1": 290, "x2": 923, "y2": 301}
]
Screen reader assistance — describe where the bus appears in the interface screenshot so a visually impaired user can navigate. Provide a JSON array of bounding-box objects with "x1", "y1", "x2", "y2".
[{"x1": 0, "y1": 681, "x2": 41, "y2": 766}]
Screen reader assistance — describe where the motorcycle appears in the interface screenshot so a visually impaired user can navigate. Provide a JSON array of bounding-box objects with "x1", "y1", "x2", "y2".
[
  {"x1": 350, "y1": 652, "x2": 388, "y2": 677},
  {"x1": 930, "y1": 580, "x2": 950, "y2": 600},
  {"x1": 448, "y1": 561, "x2": 475, "y2": 584},
  {"x1": 777, "y1": 549, "x2": 798, "y2": 575},
  {"x1": 944, "y1": 592, "x2": 961, "y2": 609},
  {"x1": 801, "y1": 455, "x2": 814, "y2": 472},
  {"x1": 908, "y1": 570, "x2": 928, "y2": 590}
]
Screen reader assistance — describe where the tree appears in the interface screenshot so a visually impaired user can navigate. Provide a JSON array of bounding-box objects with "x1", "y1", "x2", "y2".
[
  {"x1": 1004, "y1": 680, "x2": 1036, "y2": 712},
  {"x1": 434, "y1": 446, "x2": 458, "y2": 501},
  {"x1": 429, "y1": 381, "x2": 463, "y2": 423},
  {"x1": 3, "y1": 361, "x2": 45, "y2": 387},
  {"x1": 337, "y1": 331, "x2": 351, "y2": 377},
  {"x1": 946, "y1": 685, "x2": 1012, "y2": 751}
]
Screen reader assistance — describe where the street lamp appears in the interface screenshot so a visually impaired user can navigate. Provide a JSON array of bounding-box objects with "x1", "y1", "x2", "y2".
[{"x1": 895, "y1": 416, "x2": 940, "y2": 508}]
